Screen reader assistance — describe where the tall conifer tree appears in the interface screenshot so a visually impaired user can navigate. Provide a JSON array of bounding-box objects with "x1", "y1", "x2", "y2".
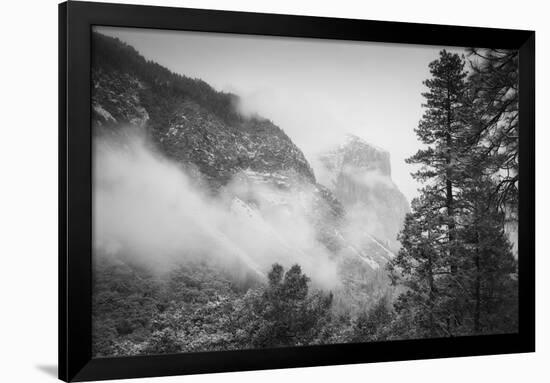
[
  {"x1": 407, "y1": 50, "x2": 468, "y2": 274},
  {"x1": 389, "y1": 49, "x2": 519, "y2": 338},
  {"x1": 389, "y1": 50, "x2": 470, "y2": 337},
  {"x1": 466, "y1": 48, "x2": 519, "y2": 213}
]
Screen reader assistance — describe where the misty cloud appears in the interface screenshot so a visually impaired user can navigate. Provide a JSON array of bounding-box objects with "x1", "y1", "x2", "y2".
[{"x1": 93, "y1": 132, "x2": 340, "y2": 288}]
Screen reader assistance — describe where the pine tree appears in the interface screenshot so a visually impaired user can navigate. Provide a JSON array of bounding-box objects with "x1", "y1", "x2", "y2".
[
  {"x1": 388, "y1": 191, "x2": 451, "y2": 338},
  {"x1": 388, "y1": 51, "x2": 470, "y2": 336},
  {"x1": 352, "y1": 296, "x2": 393, "y2": 342},
  {"x1": 407, "y1": 50, "x2": 469, "y2": 274},
  {"x1": 389, "y1": 49, "x2": 519, "y2": 339},
  {"x1": 250, "y1": 264, "x2": 333, "y2": 348},
  {"x1": 458, "y1": 49, "x2": 519, "y2": 333},
  {"x1": 466, "y1": 48, "x2": 519, "y2": 212},
  {"x1": 456, "y1": 153, "x2": 518, "y2": 334}
]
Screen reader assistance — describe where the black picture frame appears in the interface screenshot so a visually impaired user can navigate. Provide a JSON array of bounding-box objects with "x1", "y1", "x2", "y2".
[{"x1": 59, "y1": 1, "x2": 535, "y2": 381}]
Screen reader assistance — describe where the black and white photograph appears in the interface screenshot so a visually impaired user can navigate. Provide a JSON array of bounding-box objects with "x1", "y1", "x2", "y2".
[
  {"x1": 2, "y1": 0, "x2": 547, "y2": 382},
  {"x1": 91, "y1": 27, "x2": 520, "y2": 358}
]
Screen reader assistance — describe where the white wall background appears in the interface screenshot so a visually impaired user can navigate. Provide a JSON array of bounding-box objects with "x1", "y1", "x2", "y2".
[{"x1": 0, "y1": 0, "x2": 546, "y2": 382}]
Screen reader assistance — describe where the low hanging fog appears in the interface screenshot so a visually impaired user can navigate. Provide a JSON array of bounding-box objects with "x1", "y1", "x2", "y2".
[{"x1": 93, "y1": 131, "x2": 341, "y2": 288}]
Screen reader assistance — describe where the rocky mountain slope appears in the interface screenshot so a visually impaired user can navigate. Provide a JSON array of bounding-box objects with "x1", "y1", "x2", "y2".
[
  {"x1": 91, "y1": 33, "x2": 408, "y2": 307},
  {"x1": 92, "y1": 35, "x2": 314, "y2": 190}
]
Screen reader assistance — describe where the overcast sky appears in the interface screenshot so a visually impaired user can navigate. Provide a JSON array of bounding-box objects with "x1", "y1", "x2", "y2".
[{"x1": 96, "y1": 26, "x2": 467, "y2": 203}]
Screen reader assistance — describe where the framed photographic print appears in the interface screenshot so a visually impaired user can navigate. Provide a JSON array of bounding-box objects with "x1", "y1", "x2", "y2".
[{"x1": 59, "y1": 1, "x2": 535, "y2": 381}]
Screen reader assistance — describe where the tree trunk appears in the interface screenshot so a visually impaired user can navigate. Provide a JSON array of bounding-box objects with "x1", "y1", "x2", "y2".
[
  {"x1": 445, "y1": 79, "x2": 459, "y2": 332},
  {"x1": 474, "y1": 230, "x2": 481, "y2": 333},
  {"x1": 427, "y1": 248, "x2": 436, "y2": 337},
  {"x1": 446, "y1": 87, "x2": 456, "y2": 274}
]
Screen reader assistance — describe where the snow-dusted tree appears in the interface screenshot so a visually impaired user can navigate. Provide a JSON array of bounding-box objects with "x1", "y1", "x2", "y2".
[
  {"x1": 389, "y1": 49, "x2": 519, "y2": 338},
  {"x1": 455, "y1": 151, "x2": 518, "y2": 334},
  {"x1": 466, "y1": 48, "x2": 519, "y2": 213},
  {"x1": 407, "y1": 50, "x2": 469, "y2": 275},
  {"x1": 388, "y1": 190, "x2": 455, "y2": 338},
  {"x1": 389, "y1": 50, "x2": 472, "y2": 337}
]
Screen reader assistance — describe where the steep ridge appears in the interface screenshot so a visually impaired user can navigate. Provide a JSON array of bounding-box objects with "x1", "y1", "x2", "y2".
[{"x1": 92, "y1": 33, "x2": 314, "y2": 190}]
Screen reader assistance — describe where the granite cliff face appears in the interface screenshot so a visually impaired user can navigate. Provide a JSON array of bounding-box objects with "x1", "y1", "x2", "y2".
[
  {"x1": 320, "y1": 135, "x2": 393, "y2": 178},
  {"x1": 316, "y1": 135, "x2": 410, "y2": 252}
]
